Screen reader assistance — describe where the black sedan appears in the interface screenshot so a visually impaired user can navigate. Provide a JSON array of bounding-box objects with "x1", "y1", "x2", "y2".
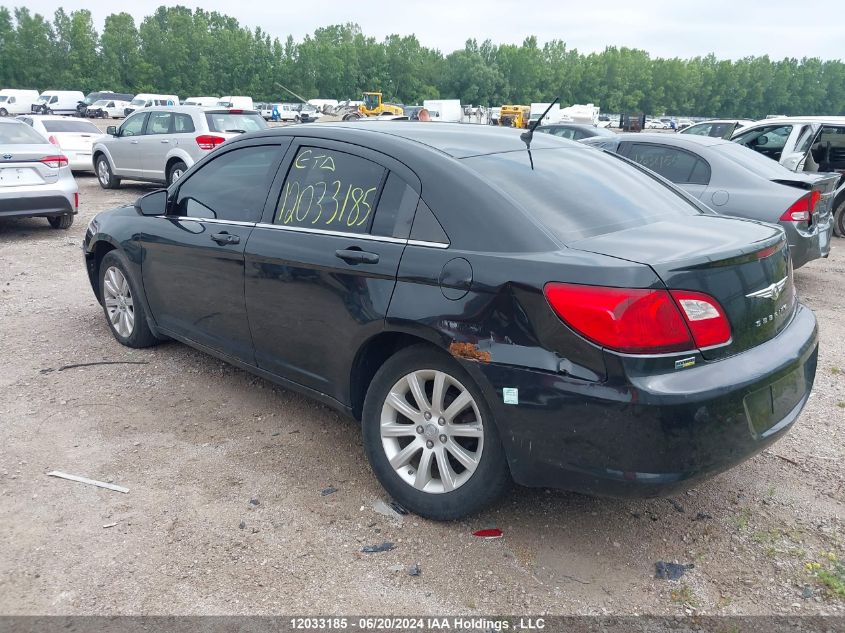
[{"x1": 83, "y1": 123, "x2": 818, "y2": 520}]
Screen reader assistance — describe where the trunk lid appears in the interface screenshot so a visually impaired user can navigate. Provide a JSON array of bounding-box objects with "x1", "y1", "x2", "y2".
[
  {"x1": 0, "y1": 144, "x2": 57, "y2": 186},
  {"x1": 54, "y1": 132, "x2": 97, "y2": 153},
  {"x1": 568, "y1": 215, "x2": 795, "y2": 360}
]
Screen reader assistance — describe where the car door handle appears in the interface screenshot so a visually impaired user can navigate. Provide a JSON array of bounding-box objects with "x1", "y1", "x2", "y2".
[
  {"x1": 130, "y1": 140, "x2": 139, "y2": 144},
  {"x1": 211, "y1": 231, "x2": 240, "y2": 245},
  {"x1": 160, "y1": 139, "x2": 170, "y2": 143},
  {"x1": 335, "y1": 248, "x2": 379, "y2": 264}
]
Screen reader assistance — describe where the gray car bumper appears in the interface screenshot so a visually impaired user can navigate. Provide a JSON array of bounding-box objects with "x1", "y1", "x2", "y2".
[
  {"x1": 0, "y1": 182, "x2": 77, "y2": 220},
  {"x1": 782, "y1": 218, "x2": 832, "y2": 269}
]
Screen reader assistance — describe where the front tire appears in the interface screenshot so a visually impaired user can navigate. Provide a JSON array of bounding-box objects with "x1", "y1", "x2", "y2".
[
  {"x1": 98, "y1": 251, "x2": 158, "y2": 348},
  {"x1": 96, "y1": 156, "x2": 121, "y2": 189},
  {"x1": 48, "y1": 214, "x2": 74, "y2": 229},
  {"x1": 0, "y1": 108, "x2": 7, "y2": 117},
  {"x1": 362, "y1": 345, "x2": 510, "y2": 520},
  {"x1": 167, "y1": 160, "x2": 188, "y2": 186}
]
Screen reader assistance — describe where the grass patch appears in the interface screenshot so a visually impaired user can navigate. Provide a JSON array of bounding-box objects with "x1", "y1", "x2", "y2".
[
  {"x1": 670, "y1": 583, "x2": 698, "y2": 607},
  {"x1": 732, "y1": 508, "x2": 752, "y2": 531},
  {"x1": 807, "y1": 555, "x2": 845, "y2": 599},
  {"x1": 836, "y1": 401, "x2": 845, "y2": 409},
  {"x1": 831, "y1": 367, "x2": 841, "y2": 375}
]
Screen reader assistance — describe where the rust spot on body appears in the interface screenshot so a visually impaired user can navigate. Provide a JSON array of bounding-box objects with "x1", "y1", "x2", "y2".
[{"x1": 449, "y1": 341, "x2": 491, "y2": 363}]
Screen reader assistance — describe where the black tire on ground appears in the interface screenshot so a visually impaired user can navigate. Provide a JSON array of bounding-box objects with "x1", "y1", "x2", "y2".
[
  {"x1": 167, "y1": 160, "x2": 188, "y2": 186},
  {"x1": 98, "y1": 250, "x2": 158, "y2": 348},
  {"x1": 361, "y1": 344, "x2": 511, "y2": 520},
  {"x1": 47, "y1": 214, "x2": 74, "y2": 229},
  {"x1": 96, "y1": 155, "x2": 121, "y2": 189},
  {"x1": 833, "y1": 198, "x2": 844, "y2": 238}
]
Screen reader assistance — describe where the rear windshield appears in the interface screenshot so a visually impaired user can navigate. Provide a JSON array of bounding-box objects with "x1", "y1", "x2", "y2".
[
  {"x1": 462, "y1": 147, "x2": 702, "y2": 242},
  {"x1": 42, "y1": 120, "x2": 100, "y2": 133},
  {"x1": 204, "y1": 112, "x2": 267, "y2": 134},
  {"x1": 715, "y1": 141, "x2": 795, "y2": 179},
  {"x1": 0, "y1": 121, "x2": 49, "y2": 144}
]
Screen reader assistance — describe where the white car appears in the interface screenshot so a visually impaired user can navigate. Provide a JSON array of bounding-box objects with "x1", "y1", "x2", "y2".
[
  {"x1": 645, "y1": 119, "x2": 668, "y2": 129},
  {"x1": 87, "y1": 99, "x2": 130, "y2": 119},
  {"x1": 31, "y1": 91, "x2": 85, "y2": 115},
  {"x1": 17, "y1": 115, "x2": 103, "y2": 171},
  {"x1": 183, "y1": 97, "x2": 219, "y2": 107}
]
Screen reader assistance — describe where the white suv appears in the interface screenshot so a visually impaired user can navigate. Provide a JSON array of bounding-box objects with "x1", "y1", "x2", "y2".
[{"x1": 92, "y1": 106, "x2": 268, "y2": 188}]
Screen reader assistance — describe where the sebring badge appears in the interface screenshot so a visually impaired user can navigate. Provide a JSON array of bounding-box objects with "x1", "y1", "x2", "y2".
[{"x1": 746, "y1": 277, "x2": 788, "y2": 301}]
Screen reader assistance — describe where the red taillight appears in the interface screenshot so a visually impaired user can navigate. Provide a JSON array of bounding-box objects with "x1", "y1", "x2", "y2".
[
  {"x1": 669, "y1": 290, "x2": 732, "y2": 349},
  {"x1": 195, "y1": 134, "x2": 225, "y2": 150},
  {"x1": 73, "y1": 192, "x2": 79, "y2": 210},
  {"x1": 41, "y1": 155, "x2": 68, "y2": 168},
  {"x1": 780, "y1": 191, "x2": 820, "y2": 223},
  {"x1": 47, "y1": 135, "x2": 59, "y2": 146},
  {"x1": 544, "y1": 283, "x2": 731, "y2": 354}
]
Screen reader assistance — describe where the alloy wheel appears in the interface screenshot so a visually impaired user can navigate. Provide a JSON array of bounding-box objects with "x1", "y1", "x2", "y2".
[
  {"x1": 380, "y1": 369, "x2": 484, "y2": 494},
  {"x1": 170, "y1": 168, "x2": 184, "y2": 184},
  {"x1": 97, "y1": 159, "x2": 110, "y2": 186},
  {"x1": 103, "y1": 266, "x2": 135, "y2": 338}
]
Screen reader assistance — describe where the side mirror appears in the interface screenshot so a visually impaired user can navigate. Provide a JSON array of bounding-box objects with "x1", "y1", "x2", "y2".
[
  {"x1": 106, "y1": 125, "x2": 117, "y2": 136},
  {"x1": 134, "y1": 189, "x2": 168, "y2": 216}
]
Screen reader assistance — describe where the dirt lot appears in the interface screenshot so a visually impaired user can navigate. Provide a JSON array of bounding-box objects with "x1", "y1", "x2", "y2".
[{"x1": 1, "y1": 127, "x2": 844, "y2": 616}]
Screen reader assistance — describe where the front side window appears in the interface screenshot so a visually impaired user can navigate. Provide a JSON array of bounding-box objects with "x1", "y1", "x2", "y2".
[
  {"x1": 626, "y1": 144, "x2": 711, "y2": 185},
  {"x1": 273, "y1": 146, "x2": 385, "y2": 235},
  {"x1": 174, "y1": 145, "x2": 281, "y2": 223},
  {"x1": 733, "y1": 124, "x2": 792, "y2": 156},
  {"x1": 147, "y1": 112, "x2": 173, "y2": 135},
  {"x1": 120, "y1": 113, "x2": 147, "y2": 137}
]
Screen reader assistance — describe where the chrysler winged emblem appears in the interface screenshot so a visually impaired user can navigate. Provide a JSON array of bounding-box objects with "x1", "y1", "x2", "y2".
[{"x1": 746, "y1": 277, "x2": 788, "y2": 301}]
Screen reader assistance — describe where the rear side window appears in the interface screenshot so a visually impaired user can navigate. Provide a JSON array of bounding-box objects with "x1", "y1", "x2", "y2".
[
  {"x1": 174, "y1": 145, "x2": 281, "y2": 223},
  {"x1": 462, "y1": 147, "x2": 702, "y2": 243},
  {"x1": 147, "y1": 112, "x2": 172, "y2": 135},
  {"x1": 174, "y1": 113, "x2": 195, "y2": 133},
  {"x1": 370, "y1": 172, "x2": 418, "y2": 239},
  {"x1": 205, "y1": 112, "x2": 267, "y2": 134},
  {"x1": 42, "y1": 120, "x2": 100, "y2": 134},
  {"x1": 273, "y1": 146, "x2": 385, "y2": 234},
  {"x1": 626, "y1": 143, "x2": 710, "y2": 185}
]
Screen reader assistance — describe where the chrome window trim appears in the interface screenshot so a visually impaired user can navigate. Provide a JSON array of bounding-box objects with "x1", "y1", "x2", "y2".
[
  {"x1": 161, "y1": 216, "x2": 255, "y2": 227},
  {"x1": 407, "y1": 239, "x2": 449, "y2": 249}
]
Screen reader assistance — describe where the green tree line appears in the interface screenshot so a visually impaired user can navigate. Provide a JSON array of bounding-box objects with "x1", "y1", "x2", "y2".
[{"x1": 1, "y1": 5, "x2": 844, "y2": 118}]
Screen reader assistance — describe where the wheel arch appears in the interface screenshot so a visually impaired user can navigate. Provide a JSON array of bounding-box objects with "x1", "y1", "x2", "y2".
[
  {"x1": 85, "y1": 237, "x2": 119, "y2": 303},
  {"x1": 165, "y1": 151, "x2": 192, "y2": 178},
  {"x1": 350, "y1": 331, "x2": 443, "y2": 421}
]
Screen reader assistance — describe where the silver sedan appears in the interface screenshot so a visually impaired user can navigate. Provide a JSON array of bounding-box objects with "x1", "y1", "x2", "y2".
[
  {"x1": 0, "y1": 119, "x2": 78, "y2": 229},
  {"x1": 583, "y1": 133, "x2": 836, "y2": 269}
]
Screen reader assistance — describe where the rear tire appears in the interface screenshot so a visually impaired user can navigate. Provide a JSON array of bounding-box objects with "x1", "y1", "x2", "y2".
[
  {"x1": 48, "y1": 214, "x2": 74, "y2": 230},
  {"x1": 96, "y1": 156, "x2": 121, "y2": 189},
  {"x1": 167, "y1": 160, "x2": 188, "y2": 186},
  {"x1": 99, "y1": 251, "x2": 158, "y2": 348},
  {"x1": 362, "y1": 345, "x2": 510, "y2": 520},
  {"x1": 834, "y1": 198, "x2": 844, "y2": 238}
]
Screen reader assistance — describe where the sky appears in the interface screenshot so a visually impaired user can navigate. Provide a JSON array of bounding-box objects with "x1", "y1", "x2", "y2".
[{"x1": 12, "y1": 0, "x2": 845, "y2": 61}]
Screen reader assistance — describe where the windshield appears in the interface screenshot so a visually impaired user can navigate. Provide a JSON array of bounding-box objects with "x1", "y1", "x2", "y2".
[
  {"x1": 36, "y1": 96, "x2": 50, "y2": 104},
  {"x1": 0, "y1": 121, "x2": 50, "y2": 144},
  {"x1": 205, "y1": 112, "x2": 267, "y2": 133},
  {"x1": 363, "y1": 94, "x2": 379, "y2": 109},
  {"x1": 462, "y1": 147, "x2": 701, "y2": 242},
  {"x1": 130, "y1": 98, "x2": 146, "y2": 106},
  {"x1": 92, "y1": 100, "x2": 110, "y2": 106},
  {"x1": 43, "y1": 120, "x2": 100, "y2": 133},
  {"x1": 0, "y1": 96, "x2": 7, "y2": 103}
]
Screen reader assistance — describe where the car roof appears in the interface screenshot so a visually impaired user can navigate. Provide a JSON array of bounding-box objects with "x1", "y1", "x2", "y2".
[
  {"x1": 537, "y1": 123, "x2": 597, "y2": 131},
  {"x1": 277, "y1": 121, "x2": 570, "y2": 158},
  {"x1": 614, "y1": 132, "x2": 729, "y2": 148},
  {"x1": 141, "y1": 105, "x2": 257, "y2": 114},
  {"x1": 746, "y1": 116, "x2": 845, "y2": 125}
]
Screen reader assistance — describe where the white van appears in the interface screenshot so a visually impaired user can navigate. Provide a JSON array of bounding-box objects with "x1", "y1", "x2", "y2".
[
  {"x1": 31, "y1": 91, "x2": 85, "y2": 115},
  {"x1": 183, "y1": 96, "x2": 219, "y2": 107},
  {"x1": 0, "y1": 89, "x2": 40, "y2": 116},
  {"x1": 423, "y1": 99, "x2": 462, "y2": 123},
  {"x1": 216, "y1": 96, "x2": 254, "y2": 110},
  {"x1": 124, "y1": 94, "x2": 180, "y2": 116}
]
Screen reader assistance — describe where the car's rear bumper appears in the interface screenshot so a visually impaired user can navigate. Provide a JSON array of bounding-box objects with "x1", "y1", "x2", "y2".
[
  {"x1": 784, "y1": 218, "x2": 832, "y2": 268},
  {"x1": 467, "y1": 303, "x2": 818, "y2": 497},
  {"x1": 0, "y1": 183, "x2": 77, "y2": 219}
]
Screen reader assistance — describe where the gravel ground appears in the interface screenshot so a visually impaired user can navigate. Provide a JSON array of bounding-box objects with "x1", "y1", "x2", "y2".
[{"x1": 0, "y1": 124, "x2": 843, "y2": 616}]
